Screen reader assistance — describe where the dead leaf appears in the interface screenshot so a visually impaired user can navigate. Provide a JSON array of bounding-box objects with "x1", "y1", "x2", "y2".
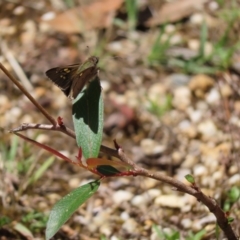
[
  {"x1": 147, "y1": 0, "x2": 209, "y2": 26},
  {"x1": 44, "y1": 0, "x2": 123, "y2": 33}
]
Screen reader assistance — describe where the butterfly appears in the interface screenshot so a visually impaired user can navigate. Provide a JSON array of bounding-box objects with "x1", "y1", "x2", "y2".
[{"x1": 45, "y1": 56, "x2": 99, "y2": 99}]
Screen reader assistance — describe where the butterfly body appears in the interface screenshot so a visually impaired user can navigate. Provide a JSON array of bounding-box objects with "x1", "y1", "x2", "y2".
[{"x1": 46, "y1": 56, "x2": 99, "y2": 99}]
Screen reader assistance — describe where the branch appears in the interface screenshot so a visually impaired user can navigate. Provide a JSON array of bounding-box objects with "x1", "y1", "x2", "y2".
[
  {"x1": 11, "y1": 123, "x2": 237, "y2": 239},
  {"x1": 117, "y1": 148, "x2": 238, "y2": 240},
  {"x1": 10, "y1": 123, "x2": 76, "y2": 139},
  {"x1": 0, "y1": 62, "x2": 57, "y2": 125},
  {"x1": 10, "y1": 123, "x2": 119, "y2": 158}
]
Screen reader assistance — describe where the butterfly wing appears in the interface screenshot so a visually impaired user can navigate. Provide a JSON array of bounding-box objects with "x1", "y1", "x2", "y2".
[
  {"x1": 45, "y1": 64, "x2": 79, "y2": 97},
  {"x1": 46, "y1": 57, "x2": 99, "y2": 99},
  {"x1": 71, "y1": 66, "x2": 98, "y2": 99}
]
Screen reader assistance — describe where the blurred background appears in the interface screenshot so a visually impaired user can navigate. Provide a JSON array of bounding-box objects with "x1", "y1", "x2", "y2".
[{"x1": 1, "y1": 0, "x2": 240, "y2": 239}]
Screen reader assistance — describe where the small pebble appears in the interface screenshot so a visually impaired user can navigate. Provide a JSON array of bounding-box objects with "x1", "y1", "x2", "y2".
[
  {"x1": 146, "y1": 189, "x2": 161, "y2": 198},
  {"x1": 140, "y1": 138, "x2": 166, "y2": 156},
  {"x1": 228, "y1": 174, "x2": 240, "y2": 185},
  {"x1": 110, "y1": 236, "x2": 119, "y2": 240},
  {"x1": 47, "y1": 193, "x2": 61, "y2": 204},
  {"x1": 228, "y1": 165, "x2": 238, "y2": 175},
  {"x1": 112, "y1": 190, "x2": 133, "y2": 204},
  {"x1": 122, "y1": 218, "x2": 138, "y2": 233},
  {"x1": 188, "y1": 40, "x2": 212, "y2": 56},
  {"x1": 155, "y1": 195, "x2": 185, "y2": 208},
  {"x1": 187, "y1": 108, "x2": 203, "y2": 123},
  {"x1": 179, "y1": 120, "x2": 198, "y2": 138},
  {"x1": 197, "y1": 120, "x2": 218, "y2": 139},
  {"x1": 148, "y1": 83, "x2": 166, "y2": 103},
  {"x1": 165, "y1": 73, "x2": 191, "y2": 88},
  {"x1": 69, "y1": 178, "x2": 81, "y2": 189},
  {"x1": 176, "y1": 168, "x2": 191, "y2": 182},
  {"x1": 206, "y1": 88, "x2": 220, "y2": 104},
  {"x1": 170, "y1": 34, "x2": 182, "y2": 45},
  {"x1": 192, "y1": 220, "x2": 202, "y2": 231},
  {"x1": 181, "y1": 155, "x2": 198, "y2": 168},
  {"x1": 190, "y1": 13, "x2": 204, "y2": 25},
  {"x1": 220, "y1": 84, "x2": 232, "y2": 98},
  {"x1": 212, "y1": 170, "x2": 223, "y2": 181},
  {"x1": 172, "y1": 87, "x2": 191, "y2": 110},
  {"x1": 131, "y1": 195, "x2": 149, "y2": 206},
  {"x1": 181, "y1": 218, "x2": 192, "y2": 229},
  {"x1": 193, "y1": 164, "x2": 207, "y2": 176},
  {"x1": 100, "y1": 224, "x2": 112, "y2": 237},
  {"x1": 36, "y1": 134, "x2": 50, "y2": 144},
  {"x1": 142, "y1": 178, "x2": 157, "y2": 189},
  {"x1": 189, "y1": 74, "x2": 214, "y2": 97},
  {"x1": 120, "y1": 211, "x2": 130, "y2": 221},
  {"x1": 13, "y1": 6, "x2": 25, "y2": 15},
  {"x1": 41, "y1": 11, "x2": 56, "y2": 21},
  {"x1": 171, "y1": 151, "x2": 184, "y2": 165}
]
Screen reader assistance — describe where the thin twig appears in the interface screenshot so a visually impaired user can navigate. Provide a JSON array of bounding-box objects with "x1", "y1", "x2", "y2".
[
  {"x1": 10, "y1": 123, "x2": 75, "y2": 138},
  {"x1": 14, "y1": 132, "x2": 77, "y2": 165},
  {"x1": 0, "y1": 62, "x2": 57, "y2": 125},
  {"x1": 10, "y1": 123, "x2": 119, "y2": 158}
]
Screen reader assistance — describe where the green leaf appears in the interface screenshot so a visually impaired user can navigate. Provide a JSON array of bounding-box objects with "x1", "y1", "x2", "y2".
[
  {"x1": 186, "y1": 229, "x2": 206, "y2": 240},
  {"x1": 72, "y1": 77, "x2": 103, "y2": 159},
  {"x1": 9, "y1": 135, "x2": 18, "y2": 161},
  {"x1": 45, "y1": 180, "x2": 100, "y2": 240},
  {"x1": 199, "y1": 20, "x2": 208, "y2": 58},
  {"x1": 185, "y1": 174, "x2": 195, "y2": 184},
  {"x1": 170, "y1": 231, "x2": 180, "y2": 240},
  {"x1": 125, "y1": 0, "x2": 138, "y2": 30}
]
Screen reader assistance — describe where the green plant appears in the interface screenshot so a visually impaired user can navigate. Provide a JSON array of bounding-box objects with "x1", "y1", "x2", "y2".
[
  {"x1": 1, "y1": 134, "x2": 54, "y2": 193},
  {"x1": 168, "y1": 20, "x2": 220, "y2": 74},
  {"x1": 186, "y1": 230, "x2": 206, "y2": 240},
  {"x1": 63, "y1": 0, "x2": 75, "y2": 8},
  {"x1": 1, "y1": 135, "x2": 18, "y2": 172},
  {"x1": 149, "y1": 12, "x2": 240, "y2": 74},
  {"x1": 0, "y1": 216, "x2": 11, "y2": 228},
  {"x1": 125, "y1": 0, "x2": 138, "y2": 30},
  {"x1": 148, "y1": 26, "x2": 173, "y2": 66},
  {"x1": 22, "y1": 211, "x2": 48, "y2": 232},
  {"x1": 152, "y1": 225, "x2": 180, "y2": 240},
  {"x1": 153, "y1": 225, "x2": 206, "y2": 240},
  {"x1": 100, "y1": 235, "x2": 109, "y2": 240},
  {"x1": 223, "y1": 186, "x2": 240, "y2": 212}
]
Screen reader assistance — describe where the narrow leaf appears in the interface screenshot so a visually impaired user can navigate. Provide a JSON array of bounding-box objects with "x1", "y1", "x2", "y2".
[
  {"x1": 29, "y1": 156, "x2": 55, "y2": 184},
  {"x1": 46, "y1": 181, "x2": 100, "y2": 240},
  {"x1": 72, "y1": 77, "x2": 103, "y2": 159}
]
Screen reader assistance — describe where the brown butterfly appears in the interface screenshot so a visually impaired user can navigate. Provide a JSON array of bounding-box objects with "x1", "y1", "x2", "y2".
[{"x1": 45, "y1": 56, "x2": 99, "y2": 99}]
